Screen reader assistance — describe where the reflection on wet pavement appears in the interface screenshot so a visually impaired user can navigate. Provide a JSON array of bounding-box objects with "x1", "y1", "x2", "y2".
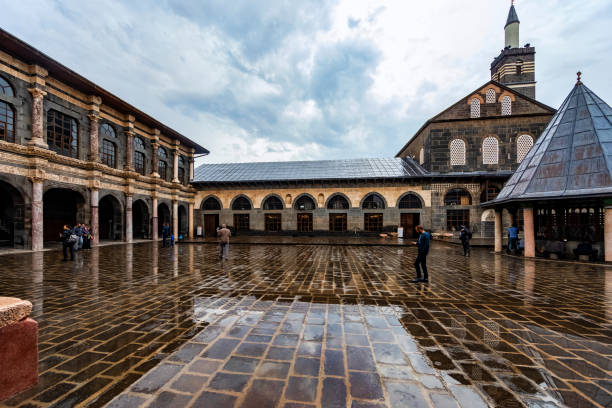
[{"x1": 0, "y1": 242, "x2": 610, "y2": 407}]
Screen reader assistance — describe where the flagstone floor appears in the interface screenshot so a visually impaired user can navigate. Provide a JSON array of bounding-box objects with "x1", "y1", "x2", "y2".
[{"x1": 0, "y1": 242, "x2": 610, "y2": 407}]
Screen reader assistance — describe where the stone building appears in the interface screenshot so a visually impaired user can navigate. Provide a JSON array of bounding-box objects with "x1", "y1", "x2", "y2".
[
  {"x1": 192, "y1": 4, "x2": 556, "y2": 238},
  {"x1": 0, "y1": 29, "x2": 208, "y2": 250}
]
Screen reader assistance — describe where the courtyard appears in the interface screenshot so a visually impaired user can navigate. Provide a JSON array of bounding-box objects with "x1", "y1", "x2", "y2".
[{"x1": 0, "y1": 242, "x2": 610, "y2": 408}]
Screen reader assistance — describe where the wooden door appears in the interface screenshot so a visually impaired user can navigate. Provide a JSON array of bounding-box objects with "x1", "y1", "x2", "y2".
[
  {"x1": 297, "y1": 213, "x2": 313, "y2": 232},
  {"x1": 400, "y1": 213, "x2": 420, "y2": 238},
  {"x1": 204, "y1": 214, "x2": 219, "y2": 237}
]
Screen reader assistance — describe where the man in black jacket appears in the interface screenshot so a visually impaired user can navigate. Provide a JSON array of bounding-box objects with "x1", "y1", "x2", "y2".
[
  {"x1": 61, "y1": 225, "x2": 75, "y2": 261},
  {"x1": 411, "y1": 225, "x2": 431, "y2": 283}
]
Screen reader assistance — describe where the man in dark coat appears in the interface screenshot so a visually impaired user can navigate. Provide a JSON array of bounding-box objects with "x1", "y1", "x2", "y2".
[
  {"x1": 459, "y1": 225, "x2": 471, "y2": 256},
  {"x1": 411, "y1": 225, "x2": 431, "y2": 283},
  {"x1": 60, "y1": 225, "x2": 75, "y2": 261}
]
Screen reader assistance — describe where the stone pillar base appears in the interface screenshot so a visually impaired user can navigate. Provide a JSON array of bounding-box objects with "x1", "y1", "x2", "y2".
[
  {"x1": 27, "y1": 139, "x2": 48, "y2": 149},
  {"x1": 0, "y1": 318, "x2": 38, "y2": 401}
]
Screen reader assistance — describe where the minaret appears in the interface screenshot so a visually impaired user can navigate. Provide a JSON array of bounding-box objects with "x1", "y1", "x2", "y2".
[{"x1": 491, "y1": 1, "x2": 536, "y2": 99}]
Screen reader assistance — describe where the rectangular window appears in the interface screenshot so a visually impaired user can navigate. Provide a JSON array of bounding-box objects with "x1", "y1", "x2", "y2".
[
  {"x1": 364, "y1": 213, "x2": 383, "y2": 232},
  {"x1": 329, "y1": 213, "x2": 347, "y2": 232},
  {"x1": 178, "y1": 167, "x2": 186, "y2": 184},
  {"x1": 134, "y1": 152, "x2": 145, "y2": 175},
  {"x1": 158, "y1": 160, "x2": 167, "y2": 180},
  {"x1": 265, "y1": 214, "x2": 281, "y2": 232},
  {"x1": 101, "y1": 140, "x2": 116, "y2": 168},
  {"x1": 447, "y1": 209, "x2": 470, "y2": 231},
  {"x1": 297, "y1": 213, "x2": 313, "y2": 232},
  {"x1": 234, "y1": 214, "x2": 250, "y2": 232}
]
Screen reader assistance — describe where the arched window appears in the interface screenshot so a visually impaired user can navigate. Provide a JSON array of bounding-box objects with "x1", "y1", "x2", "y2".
[
  {"x1": 263, "y1": 196, "x2": 284, "y2": 210},
  {"x1": 450, "y1": 139, "x2": 466, "y2": 166},
  {"x1": 232, "y1": 196, "x2": 252, "y2": 211},
  {"x1": 295, "y1": 195, "x2": 316, "y2": 211},
  {"x1": 486, "y1": 88, "x2": 496, "y2": 104},
  {"x1": 47, "y1": 110, "x2": 78, "y2": 158},
  {"x1": 482, "y1": 137, "x2": 499, "y2": 165},
  {"x1": 178, "y1": 156, "x2": 186, "y2": 184},
  {"x1": 327, "y1": 195, "x2": 349, "y2": 210},
  {"x1": 362, "y1": 194, "x2": 385, "y2": 209},
  {"x1": 99, "y1": 123, "x2": 116, "y2": 139},
  {"x1": 0, "y1": 101, "x2": 15, "y2": 143},
  {"x1": 444, "y1": 189, "x2": 472, "y2": 206},
  {"x1": 399, "y1": 194, "x2": 422, "y2": 209},
  {"x1": 517, "y1": 134, "x2": 533, "y2": 163},
  {"x1": 0, "y1": 76, "x2": 14, "y2": 96},
  {"x1": 158, "y1": 147, "x2": 168, "y2": 180},
  {"x1": 419, "y1": 147, "x2": 424, "y2": 165},
  {"x1": 501, "y1": 96, "x2": 512, "y2": 116},
  {"x1": 101, "y1": 140, "x2": 116, "y2": 168},
  {"x1": 470, "y1": 98, "x2": 481, "y2": 118},
  {"x1": 202, "y1": 197, "x2": 221, "y2": 210},
  {"x1": 133, "y1": 137, "x2": 145, "y2": 175}
]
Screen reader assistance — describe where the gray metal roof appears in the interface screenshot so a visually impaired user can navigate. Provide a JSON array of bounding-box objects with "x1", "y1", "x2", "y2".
[
  {"x1": 193, "y1": 157, "x2": 428, "y2": 183},
  {"x1": 505, "y1": 5, "x2": 520, "y2": 28},
  {"x1": 490, "y1": 81, "x2": 612, "y2": 205}
]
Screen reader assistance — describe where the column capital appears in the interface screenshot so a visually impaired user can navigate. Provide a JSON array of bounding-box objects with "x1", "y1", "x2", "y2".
[
  {"x1": 27, "y1": 87, "x2": 47, "y2": 99},
  {"x1": 28, "y1": 175, "x2": 45, "y2": 184},
  {"x1": 87, "y1": 112, "x2": 100, "y2": 122}
]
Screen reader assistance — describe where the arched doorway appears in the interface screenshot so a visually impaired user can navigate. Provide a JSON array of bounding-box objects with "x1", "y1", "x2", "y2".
[
  {"x1": 99, "y1": 195, "x2": 123, "y2": 240},
  {"x1": 43, "y1": 188, "x2": 85, "y2": 242},
  {"x1": 178, "y1": 205, "x2": 188, "y2": 238},
  {"x1": 158, "y1": 203, "x2": 171, "y2": 237},
  {"x1": 133, "y1": 200, "x2": 149, "y2": 239},
  {"x1": 0, "y1": 181, "x2": 25, "y2": 247}
]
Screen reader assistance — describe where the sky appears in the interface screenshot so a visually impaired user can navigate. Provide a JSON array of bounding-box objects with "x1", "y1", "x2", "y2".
[{"x1": 2, "y1": 0, "x2": 612, "y2": 166}]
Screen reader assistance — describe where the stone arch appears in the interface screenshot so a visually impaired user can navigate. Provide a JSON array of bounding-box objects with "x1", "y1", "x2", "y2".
[
  {"x1": 157, "y1": 201, "x2": 172, "y2": 237},
  {"x1": 443, "y1": 187, "x2": 473, "y2": 206},
  {"x1": 200, "y1": 195, "x2": 223, "y2": 210},
  {"x1": 261, "y1": 193, "x2": 285, "y2": 210},
  {"x1": 293, "y1": 193, "x2": 317, "y2": 210},
  {"x1": 43, "y1": 187, "x2": 86, "y2": 242},
  {"x1": 99, "y1": 194, "x2": 123, "y2": 240},
  {"x1": 397, "y1": 192, "x2": 424, "y2": 209},
  {"x1": 0, "y1": 179, "x2": 26, "y2": 247},
  {"x1": 360, "y1": 192, "x2": 388, "y2": 210},
  {"x1": 325, "y1": 193, "x2": 352, "y2": 209},
  {"x1": 132, "y1": 199, "x2": 150, "y2": 239},
  {"x1": 230, "y1": 194, "x2": 253, "y2": 211}
]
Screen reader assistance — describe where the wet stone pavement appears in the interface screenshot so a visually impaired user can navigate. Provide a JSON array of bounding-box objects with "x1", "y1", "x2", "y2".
[{"x1": 0, "y1": 243, "x2": 610, "y2": 408}]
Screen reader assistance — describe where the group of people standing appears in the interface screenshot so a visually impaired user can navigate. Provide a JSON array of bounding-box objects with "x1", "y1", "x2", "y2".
[
  {"x1": 161, "y1": 223, "x2": 175, "y2": 247},
  {"x1": 60, "y1": 223, "x2": 92, "y2": 261}
]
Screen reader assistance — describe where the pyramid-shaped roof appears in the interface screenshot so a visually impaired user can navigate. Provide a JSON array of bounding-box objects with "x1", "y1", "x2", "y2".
[
  {"x1": 490, "y1": 80, "x2": 612, "y2": 205},
  {"x1": 505, "y1": 5, "x2": 520, "y2": 28}
]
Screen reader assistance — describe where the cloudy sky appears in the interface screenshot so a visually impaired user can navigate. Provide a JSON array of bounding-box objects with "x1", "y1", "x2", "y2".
[{"x1": 3, "y1": 0, "x2": 612, "y2": 165}]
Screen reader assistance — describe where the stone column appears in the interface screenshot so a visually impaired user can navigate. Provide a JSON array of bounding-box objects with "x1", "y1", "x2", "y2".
[
  {"x1": 523, "y1": 207, "x2": 535, "y2": 258},
  {"x1": 126, "y1": 195, "x2": 133, "y2": 243},
  {"x1": 151, "y1": 142, "x2": 160, "y2": 178},
  {"x1": 188, "y1": 203, "x2": 194, "y2": 239},
  {"x1": 172, "y1": 147, "x2": 180, "y2": 183},
  {"x1": 189, "y1": 155, "x2": 195, "y2": 181},
  {"x1": 494, "y1": 209, "x2": 503, "y2": 253},
  {"x1": 605, "y1": 207, "x2": 612, "y2": 262},
  {"x1": 173, "y1": 200, "x2": 179, "y2": 239},
  {"x1": 27, "y1": 88, "x2": 48, "y2": 148},
  {"x1": 90, "y1": 189, "x2": 99, "y2": 246},
  {"x1": 30, "y1": 178, "x2": 43, "y2": 251},
  {"x1": 88, "y1": 114, "x2": 100, "y2": 162},
  {"x1": 125, "y1": 131, "x2": 134, "y2": 171},
  {"x1": 152, "y1": 197, "x2": 158, "y2": 241}
]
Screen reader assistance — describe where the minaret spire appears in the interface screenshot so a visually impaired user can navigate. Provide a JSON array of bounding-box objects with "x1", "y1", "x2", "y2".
[{"x1": 505, "y1": 1, "x2": 520, "y2": 48}]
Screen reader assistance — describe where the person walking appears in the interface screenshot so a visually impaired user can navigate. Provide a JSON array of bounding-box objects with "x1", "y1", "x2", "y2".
[
  {"x1": 60, "y1": 225, "x2": 76, "y2": 261},
  {"x1": 74, "y1": 223, "x2": 84, "y2": 251},
  {"x1": 217, "y1": 224, "x2": 231, "y2": 260},
  {"x1": 459, "y1": 225, "x2": 471, "y2": 256},
  {"x1": 82, "y1": 224, "x2": 91, "y2": 249},
  {"x1": 507, "y1": 224, "x2": 519, "y2": 253},
  {"x1": 161, "y1": 223, "x2": 170, "y2": 247},
  {"x1": 411, "y1": 225, "x2": 430, "y2": 283}
]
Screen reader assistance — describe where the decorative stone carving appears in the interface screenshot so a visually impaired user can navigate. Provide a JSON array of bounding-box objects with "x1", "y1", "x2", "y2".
[{"x1": 27, "y1": 88, "x2": 48, "y2": 149}]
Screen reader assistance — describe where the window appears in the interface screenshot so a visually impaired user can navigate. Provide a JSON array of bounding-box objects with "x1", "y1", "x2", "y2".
[
  {"x1": 101, "y1": 140, "x2": 116, "y2": 168},
  {"x1": 232, "y1": 196, "x2": 252, "y2": 210},
  {"x1": 482, "y1": 137, "x2": 499, "y2": 165},
  {"x1": 444, "y1": 189, "x2": 472, "y2": 206},
  {"x1": 202, "y1": 197, "x2": 221, "y2": 210},
  {"x1": 486, "y1": 88, "x2": 496, "y2": 104},
  {"x1": 516, "y1": 61, "x2": 523, "y2": 76},
  {"x1": 447, "y1": 209, "x2": 470, "y2": 231},
  {"x1": 327, "y1": 195, "x2": 349, "y2": 209},
  {"x1": 362, "y1": 194, "x2": 385, "y2": 209},
  {"x1": 265, "y1": 214, "x2": 281, "y2": 232},
  {"x1": 517, "y1": 134, "x2": 533, "y2": 163},
  {"x1": 295, "y1": 195, "x2": 316, "y2": 210},
  {"x1": 501, "y1": 96, "x2": 512, "y2": 116},
  {"x1": 234, "y1": 214, "x2": 250, "y2": 231},
  {"x1": 329, "y1": 214, "x2": 347, "y2": 232},
  {"x1": 297, "y1": 213, "x2": 313, "y2": 232},
  {"x1": 419, "y1": 147, "x2": 424, "y2": 165},
  {"x1": 133, "y1": 137, "x2": 145, "y2": 175},
  {"x1": 0, "y1": 101, "x2": 15, "y2": 143},
  {"x1": 47, "y1": 110, "x2": 78, "y2": 158},
  {"x1": 100, "y1": 123, "x2": 116, "y2": 139},
  {"x1": 536, "y1": 207, "x2": 603, "y2": 242},
  {"x1": 158, "y1": 147, "x2": 168, "y2": 180},
  {"x1": 449, "y1": 139, "x2": 466, "y2": 166},
  {"x1": 178, "y1": 156, "x2": 186, "y2": 184},
  {"x1": 0, "y1": 76, "x2": 14, "y2": 96},
  {"x1": 470, "y1": 98, "x2": 481, "y2": 118},
  {"x1": 480, "y1": 185, "x2": 500, "y2": 203},
  {"x1": 263, "y1": 196, "x2": 284, "y2": 210},
  {"x1": 364, "y1": 214, "x2": 383, "y2": 232},
  {"x1": 399, "y1": 194, "x2": 422, "y2": 209}
]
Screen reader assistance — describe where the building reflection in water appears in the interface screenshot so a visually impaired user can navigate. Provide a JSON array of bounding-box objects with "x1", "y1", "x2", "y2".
[
  {"x1": 30, "y1": 251, "x2": 44, "y2": 318},
  {"x1": 91, "y1": 246, "x2": 99, "y2": 297},
  {"x1": 125, "y1": 244, "x2": 133, "y2": 283},
  {"x1": 152, "y1": 243, "x2": 158, "y2": 284},
  {"x1": 523, "y1": 258, "x2": 535, "y2": 305},
  {"x1": 173, "y1": 245, "x2": 179, "y2": 278}
]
